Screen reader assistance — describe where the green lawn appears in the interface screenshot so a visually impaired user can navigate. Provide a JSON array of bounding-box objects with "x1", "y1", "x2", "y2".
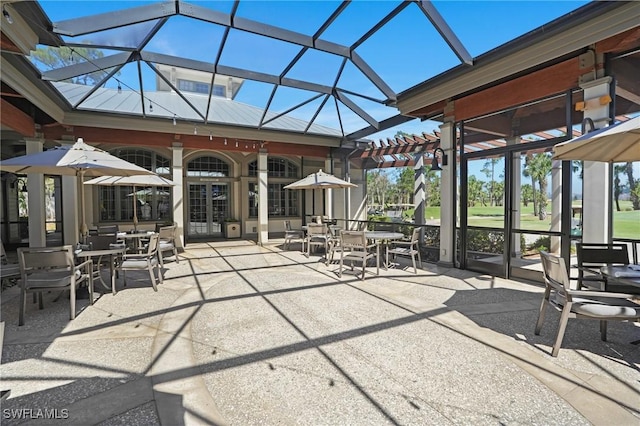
[{"x1": 411, "y1": 201, "x2": 639, "y2": 239}]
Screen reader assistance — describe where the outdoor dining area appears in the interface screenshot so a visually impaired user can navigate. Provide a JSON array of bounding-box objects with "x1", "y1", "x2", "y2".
[{"x1": 1, "y1": 238, "x2": 638, "y2": 425}]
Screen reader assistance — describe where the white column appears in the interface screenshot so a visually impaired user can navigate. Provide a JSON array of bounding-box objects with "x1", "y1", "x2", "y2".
[
  {"x1": 550, "y1": 159, "x2": 562, "y2": 253},
  {"x1": 507, "y1": 137, "x2": 522, "y2": 257},
  {"x1": 25, "y1": 138, "x2": 46, "y2": 247},
  {"x1": 258, "y1": 149, "x2": 269, "y2": 245},
  {"x1": 61, "y1": 175, "x2": 78, "y2": 245},
  {"x1": 324, "y1": 157, "x2": 333, "y2": 218},
  {"x1": 438, "y1": 121, "x2": 455, "y2": 266},
  {"x1": 581, "y1": 77, "x2": 612, "y2": 244},
  {"x1": 171, "y1": 143, "x2": 184, "y2": 249}
]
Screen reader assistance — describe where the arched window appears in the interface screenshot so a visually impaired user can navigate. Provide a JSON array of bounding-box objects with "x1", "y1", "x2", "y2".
[
  {"x1": 98, "y1": 149, "x2": 172, "y2": 223},
  {"x1": 248, "y1": 158, "x2": 299, "y2": 217},
  {"x1": 248, "y1": 158, "x2": 298, "y2": 178},
  {"x1": 187, "y1": 156, "x2": 229, "y2": 177}
]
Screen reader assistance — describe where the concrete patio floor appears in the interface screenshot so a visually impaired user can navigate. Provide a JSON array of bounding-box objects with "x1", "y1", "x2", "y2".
[{"x1": 1, "y1": 240, "x2": 639, "y2": 425}]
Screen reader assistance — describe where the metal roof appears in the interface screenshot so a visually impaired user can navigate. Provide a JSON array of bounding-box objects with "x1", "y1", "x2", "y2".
[{"x1": 53, "y1": 81, "x2": 343, "y2": 136}]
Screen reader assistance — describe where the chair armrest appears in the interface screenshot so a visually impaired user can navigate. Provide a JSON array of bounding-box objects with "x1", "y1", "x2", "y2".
[
  {"x1": 121, "y1": 253, "x2": 149, "y2": 261},
  {"x1": 75, "y1": 259, "x2": 93, "y2": 275},
  {"x1": 391, "y1": 241, "x2": 412, "y2": 247},
  {"x1": 568, "y1": 289, "x2": 638, "y2": 299}
]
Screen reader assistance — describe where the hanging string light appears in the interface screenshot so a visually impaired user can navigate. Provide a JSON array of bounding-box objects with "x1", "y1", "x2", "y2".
[
  {"x1": 193, "y1": 126, "x2": 198, "y2": 135},
  {"x1": 117, "y1": 81, "x2": 122, "y2": 94},
  {"x1": 209, "y1": 131, "x2": 213, "y2": 141},
  {"x1": 172, "y1": 115, "x2": 177, "y2": 126},
  {"x1": 149, "y1": 102, "x2": 153, "y2": 112}
]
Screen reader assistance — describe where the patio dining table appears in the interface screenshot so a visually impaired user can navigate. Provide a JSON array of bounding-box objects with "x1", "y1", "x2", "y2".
[
  {"x1": 365, "y1": 231, "x2": 404, "y2": 270},
  {"x1": 117, "y1": 231, "x2": 155, "y2": 253},
  {"x1": 75, "y1": 246, "x2": 127, "y2": 295},
  {"x1": 600, "y1": 264, "x2": 640, "y2": 288}
]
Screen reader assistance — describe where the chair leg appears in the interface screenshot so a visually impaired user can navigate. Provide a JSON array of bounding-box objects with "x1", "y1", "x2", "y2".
[
  {"x1": 411, "y1": 253, "x2": 417, "y2": 274},
  {"x1": 174, "y1": 247, "x2": 179, "y2": 263},
  {"x1": 600, "y1": 320, "x2": 607, "y2": 341},
  {"x1": 552, "y1": 303, "x2": 573, "y2": 357},
  {"x1": 69, "y1": 284, "x2": 76, "y2": 320},
  {"x1": 19, "y1": 288, "x2": 26, "y2": 326},
  {"x1": 148, "y1": 263, "x2": 158, "y2": 292},
  {"x1": 534, "y1": 288, "x2": 550, "y2": 335}
]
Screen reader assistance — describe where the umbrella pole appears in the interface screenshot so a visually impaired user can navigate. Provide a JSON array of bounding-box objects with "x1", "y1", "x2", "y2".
[
  {"x1": 132, "y1": 185, "x2": 138, "y2": 231},
  {"x1": 79, "y1": 170, "x2": 88, "y2": 241}
]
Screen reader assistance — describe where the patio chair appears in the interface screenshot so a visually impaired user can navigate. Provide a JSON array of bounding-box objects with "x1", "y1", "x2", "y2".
[
  {"x1": 1, "y1": 239, "x2": 20, "y2": 287},
  {"x1": 326, "y1": 226, "x2": 342, "y2": 264},
  {"x1": 97, "y1": 224, "x2": 119, "y2": 235},
  {"x1": 117, "y1": 233, "x2": 162, "y2": 291},
  {"x1": 535, "y1": 251, "x2": 640, "y2": 357},
  {"x1": 17, "y1": 245, "x2": 94, "y2": 326},
  {"x1": 338, "y1": 230, "x2": 378, "y2": 280},
  {"x1": 387, "y1": 227, "x2": 422, "y2": 274},
  {"x1": 306, "y1": 223, "x2": 329, "y2": 259},
  {"x1": 283, "y1": 220, "x2": 304, "y2": 251},
  {"x1": 576, "y1": 243, "x2": 635, "y2": 293},
  {"x1": 158, "y1": 225, "x2": 179, "y2": 267}
]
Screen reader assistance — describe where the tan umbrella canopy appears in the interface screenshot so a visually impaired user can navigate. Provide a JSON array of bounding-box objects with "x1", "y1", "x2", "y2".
[
  {"x1": 553, "y1": 116, "x2": 640, "y2": 162},
  {"x1": 284, "y1": 169, "x2": 357, "y2": 190},
  {"x1": 0, "y1": 138, "x2": 153, "y2": 237},
  {"x1": 84, "y1": 174, "x2": 175, "y2": 231},
  {"x1": 285, "y1": 169, "x2": 357, "y2": 217}
]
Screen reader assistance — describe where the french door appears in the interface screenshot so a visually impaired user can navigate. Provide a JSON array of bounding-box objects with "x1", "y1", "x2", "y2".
[{"x1": 187, "y1": 183, "x2": 229, "y2": 239}]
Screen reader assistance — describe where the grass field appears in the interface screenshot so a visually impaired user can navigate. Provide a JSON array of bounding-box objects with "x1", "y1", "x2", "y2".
[{"x1": 410, "y1": 201, "x2": 639, "y2": 238}]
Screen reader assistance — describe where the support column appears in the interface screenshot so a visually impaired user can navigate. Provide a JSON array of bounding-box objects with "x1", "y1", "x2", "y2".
[
  {"x1": 171, "y1": 143, "x2": 184, "y2": 249},
  {"x1": 324, "y1": 157, "x2": 333, "y2": 218},
  {"x1": 550, "y1": 159, "x2": 562, "y2": 253},
  {"x1": 25, "y1": 138, "x2": 46, "y2": 247},
  {"x1": 257, "y1": 149, "x2": 269, "y2": 245},
  {"x1": 508, "y1": 137, "x2": 522, "y2": 257},
  {"x1": 580, "y1": 77, "x2": 612, "y2": 243},
  {"x1": 438, "y1": 121, "x2": 456, "y2": 267},
  {"x1": 413, "y1": 153, "x2": 425, "y2": 232},
  {"x1": 62, "y1": 177, "x2": 78, "y2": 245}
]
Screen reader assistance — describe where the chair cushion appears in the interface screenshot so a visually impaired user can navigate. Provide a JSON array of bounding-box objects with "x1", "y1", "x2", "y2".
[
  {"x1": 25, "y1": 269, "x2": 81, "y2": 289},
  {"x1": 120, "y1": 259, "x2": 155, "y2": 269},
  {"x1": 571, "y1": 296, "x2": 640, "y2": 318},
  {"x1": 388, "y1": 247, "x2": 416, "y2": 256},
  {"x1": 159, "y1": 242, "x2": 175, "y2": 250},
  {"x1": 121, "y1": 258, "x2": 157, "y2": 269}
]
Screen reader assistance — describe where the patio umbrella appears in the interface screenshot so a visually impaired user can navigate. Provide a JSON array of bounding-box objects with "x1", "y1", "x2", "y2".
[
  {"x1": 84, "y1": 174, "x2": 174, "y2": 231},
  {"x1": 553, "y1": 116, "x2": 640, "y2": 162},
  {"x1": 0, "y1": 138, "x2": 154, "y2": 237},
  {"x1": 284, "y1": 169, "x2": 357, "y2": 217}
]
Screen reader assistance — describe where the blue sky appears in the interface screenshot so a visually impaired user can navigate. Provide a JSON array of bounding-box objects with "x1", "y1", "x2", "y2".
[{"x1": 37, "y1": 0, "x2": 590, "y2": 142}]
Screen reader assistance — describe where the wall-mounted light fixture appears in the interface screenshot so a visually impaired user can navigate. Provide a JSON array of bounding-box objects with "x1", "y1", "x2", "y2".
[
  {"x1": 430, "y1": 147, "x2": 448, "y2": 171},
  {"x1": 3, "y1": 5, "x2": 13, "y2": 24}
]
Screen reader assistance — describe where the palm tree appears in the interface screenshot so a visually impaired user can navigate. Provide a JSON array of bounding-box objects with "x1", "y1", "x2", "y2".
[
  {"x1": 529, "y1": 153, "x2": 553, "y2": 220},
  {"x1": 522, "y1": 154, "x2": 538, "y2": 216},
  {"x1": 623, "y1": 162, "x2": 639, "y2": 210}
]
